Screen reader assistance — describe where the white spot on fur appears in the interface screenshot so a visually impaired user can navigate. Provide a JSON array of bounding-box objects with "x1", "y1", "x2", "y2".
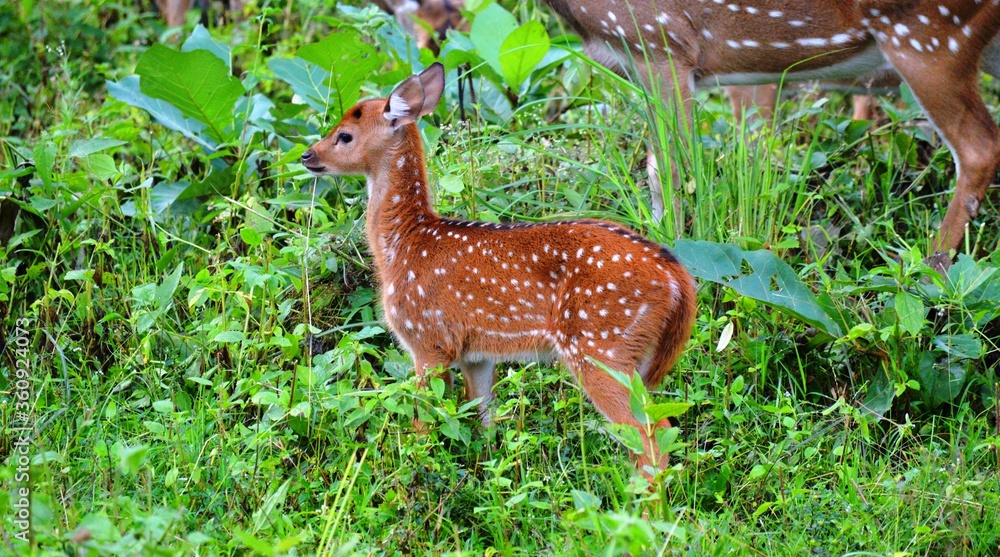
[{"x1": 797, "y1": 37, "x2": 828, "y2": 47}]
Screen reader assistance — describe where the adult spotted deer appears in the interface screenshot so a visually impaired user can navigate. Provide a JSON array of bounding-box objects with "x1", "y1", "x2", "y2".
[
  {"x1": 301, "y1": 64, "x2": 697, "y2": 478},
  {"x1": 373, "y1": 0, "x2": 466, "y2": 54},
  {"x1": 544, "y1": 0, "x2": 1000, "y2": 271},
  {"x1": 155, "y1": 0, "x2": 243, "y2": 28}
]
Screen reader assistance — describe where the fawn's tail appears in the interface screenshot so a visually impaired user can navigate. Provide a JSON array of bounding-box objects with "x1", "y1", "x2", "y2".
[{"x1": 643, "y1": 248, "x2": 697, "y2": 388}]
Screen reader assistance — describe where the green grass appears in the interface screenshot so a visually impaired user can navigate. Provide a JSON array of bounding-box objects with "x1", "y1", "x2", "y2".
[{"x1": 2, "y1": 0, "x2": 1000, "y2": 555}]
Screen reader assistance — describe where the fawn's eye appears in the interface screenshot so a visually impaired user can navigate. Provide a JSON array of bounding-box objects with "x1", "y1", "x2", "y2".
[{"x1": 337, "y1": 132, "x2": 353, "y2": 144}]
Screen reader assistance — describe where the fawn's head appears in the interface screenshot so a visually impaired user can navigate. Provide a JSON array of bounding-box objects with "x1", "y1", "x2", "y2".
[{"x1": 302, "y1": 63, "x2": 445, "y2": 177}]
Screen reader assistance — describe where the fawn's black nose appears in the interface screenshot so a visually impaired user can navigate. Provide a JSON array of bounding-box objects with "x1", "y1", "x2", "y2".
[{"x1": 301, "y1": 149, "x2": 316, "y2": 164}]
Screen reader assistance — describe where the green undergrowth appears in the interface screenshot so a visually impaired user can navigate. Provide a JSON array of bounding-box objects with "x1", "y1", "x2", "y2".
[{"x1": 1, "y1": 0, "x2": 999, "y2": 555}]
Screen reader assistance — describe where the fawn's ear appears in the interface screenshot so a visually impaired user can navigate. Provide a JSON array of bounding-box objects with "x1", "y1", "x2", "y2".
[{"x1": 384, "y1": 63, "x2": 445, "y2": 128}]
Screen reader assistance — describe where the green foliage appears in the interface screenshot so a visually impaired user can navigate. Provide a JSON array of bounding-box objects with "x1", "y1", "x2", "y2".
[
  {"x1": 272, "y1": 28, "x2": 387, "y2": 117},
  {"x1": 136, "y1": 46, "x2": 245, "y2": 143},
  {"x1": 673, "y1": 239, "x2": 844, "y2": 338}
]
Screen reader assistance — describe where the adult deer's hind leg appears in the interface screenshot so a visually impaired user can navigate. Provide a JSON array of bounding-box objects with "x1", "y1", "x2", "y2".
[
  {"x1": 724, "y1": 85, "x2": 778, "y2": 125},
  {"x1": 874, "y1": 15, "x2": 1000, "y2": 271},
  {"x1": 458, "y1": 359, "x2": 497, "y2": 426},
  {"x1": 644, "y1": 59, "x2": 695, "y2": 231}
]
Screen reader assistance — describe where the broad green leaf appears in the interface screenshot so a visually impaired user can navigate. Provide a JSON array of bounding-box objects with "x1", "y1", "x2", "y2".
[
  {"x1": 645, "y1": 402, "x2": 693, "y2": 422},
  {"x1": 107, "y1": 76, "x2": 214, "y2": 150},
  {"x1": 470, "y1": 2, "x2": 518, "y2": 76},
  {"x1": 268, "y1": 57, "x2": 333, "y2": 113},
  {"x1": 893, "y1": 291, "x2": 925, "y2": 336},
  {"x1": 85, "y1": 154, "x2": 118, "y2": 181},
  {"x1": 932, "y1": 334, "x2": 983, "y2": 360},
  {"x1": 214, "y1": 330, "x2": 246, "y2": 343},
  {"x1": 285, "y1": 30, "x2": 385, "y2": 119},
  {"x1": 177, "y1": 166, "x2": 235, "y2": 201},
  {"x1": 915, "y1": 352, "x2": 967, "y2": 409},
  {"x1": 149, "y1": 182, "x2": 189, "y2": 215},
  {"x1": 571, "y1": 490, "x2": 601, "y2": 510},
  {"x1": 182, "y1": 24, "x2": 231, "y2": 70},
  {"x1": 119, "y1": 444, "x2": 149, "y2": 475},
  {"x1": 136, "y1": 45, "x2": 245, "y2": 143},
  {"x1": 252, "y1": 479, "x2": 291, "y2": 534},
  {"x1": 64, "y1": 269, "x2": 93, "y2": 282},
  {"x1": 234, "y1": 530, "x2": 276, "y2": 557},
  {"x1": 33, "y1": 142, "x2": 56, "y2": 190},
  {"x1": 68, "y1": 138, "x2": 126, "y2": 158},
  {"x1": 240, "y1": 227, "x2": 262, "y2": 247},
  {"x1": 628, "y1": 371, "x2": 652, "y2": 425},
  {"x1": 439, "y1": 173, "x2": 465, "y2": 194},
  {"x1": 861, "y1": 368, "x2": 894, "y2": 419},
  {"x1": 672, "y1": 240, "x2": 843, "y2": 337},
  {"x1": 499, "y1": 21, "x2": 549, "y2": 89},
  {"x1": 946, "y1": 254, "x2": 1000, "y2": 311},
  {"x1": 155, "y1": 263, "x2": 184, "y2": 309},
  {"x1": 75, "y1": 513, "x2": 121, "y2": 543}
]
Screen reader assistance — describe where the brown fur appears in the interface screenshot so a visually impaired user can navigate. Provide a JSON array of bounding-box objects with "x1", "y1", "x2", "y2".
[
  {"x1": 376, "y1": 0, "x2": 466, "y2": 54},
  {"x1": 302, "y1": 64, "x2": 697, "y2": 478},
  {"x1": 543, "y1": 0, "x2": 1000, "y2": 271}
]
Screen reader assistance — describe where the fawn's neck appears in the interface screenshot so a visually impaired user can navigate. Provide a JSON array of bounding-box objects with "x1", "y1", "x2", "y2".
[{"x1": 365, "y1": 124, "x2": 439, "y2": 272}]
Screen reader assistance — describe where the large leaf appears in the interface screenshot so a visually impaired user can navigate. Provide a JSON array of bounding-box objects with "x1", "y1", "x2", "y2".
[
  {"x1": 135, "y1": 44, "x2": 245, "y2": 143},
  {"x1": 915, "y1": 352, "x2": 967, "y2": 409},
  {"x1": 182, "y1": 24, "x2": 230, "y2": 70},
  {"x1": 68, "y1": 138, "x2": 127, "y2": 158},
  {"x1": 268, "y1": 57, "x2": 333, "y2": 113},
  {"x1": 893, "y1": 291, "x2": 925, "y2": 336},
  {"x1": 672, "y1": 240, "x2": 843, "y2": 337},
  {"x1": 945, "y1": 254, "x2": 1000, "y2": 312},
  {"x1": 107, "y1": 76, "x2": 214, "y2": 150},
  {"x1": 470, "y1": 2, "x2": 518, "y2": 76},
  {"x1": 499, "y1": 21, "x2": 549, "y2": 90},
  {"x1": 282, "y1": 30, "x2": 385, "y2": 119}
]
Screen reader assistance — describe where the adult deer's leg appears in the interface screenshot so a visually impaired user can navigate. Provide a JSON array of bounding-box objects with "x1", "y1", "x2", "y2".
[
  {"x1": 724, "y1": 85, "x2": 778, "y2": 125},
  {"x1": 458, "y1": 359, "x2": 497, "y2": 426},
  {"x1": 643, "y1": 59, "x2": 694, "y2": 230},
  {"x1": 156, "y1": 0, "x2": 192, "y2": 27},
  {"x1": 875, "y1": 22, "x2": 1000, "y2": 271},
  {"x1": 852, "y1": 95, "x2": 878, "y2": 121}
]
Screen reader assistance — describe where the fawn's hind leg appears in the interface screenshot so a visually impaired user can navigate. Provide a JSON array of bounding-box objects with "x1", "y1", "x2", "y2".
[{"x1": 565, "y1": 356, "x2": 669, "y2": 479}]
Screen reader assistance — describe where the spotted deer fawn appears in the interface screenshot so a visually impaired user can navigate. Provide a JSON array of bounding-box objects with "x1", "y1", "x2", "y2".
[
  {"x1": 544, "y1": 0, "x2": 1000, "y2": 271},
  {"x1": 302, "y1": 63, "x2": 696, "y2": 477}
]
